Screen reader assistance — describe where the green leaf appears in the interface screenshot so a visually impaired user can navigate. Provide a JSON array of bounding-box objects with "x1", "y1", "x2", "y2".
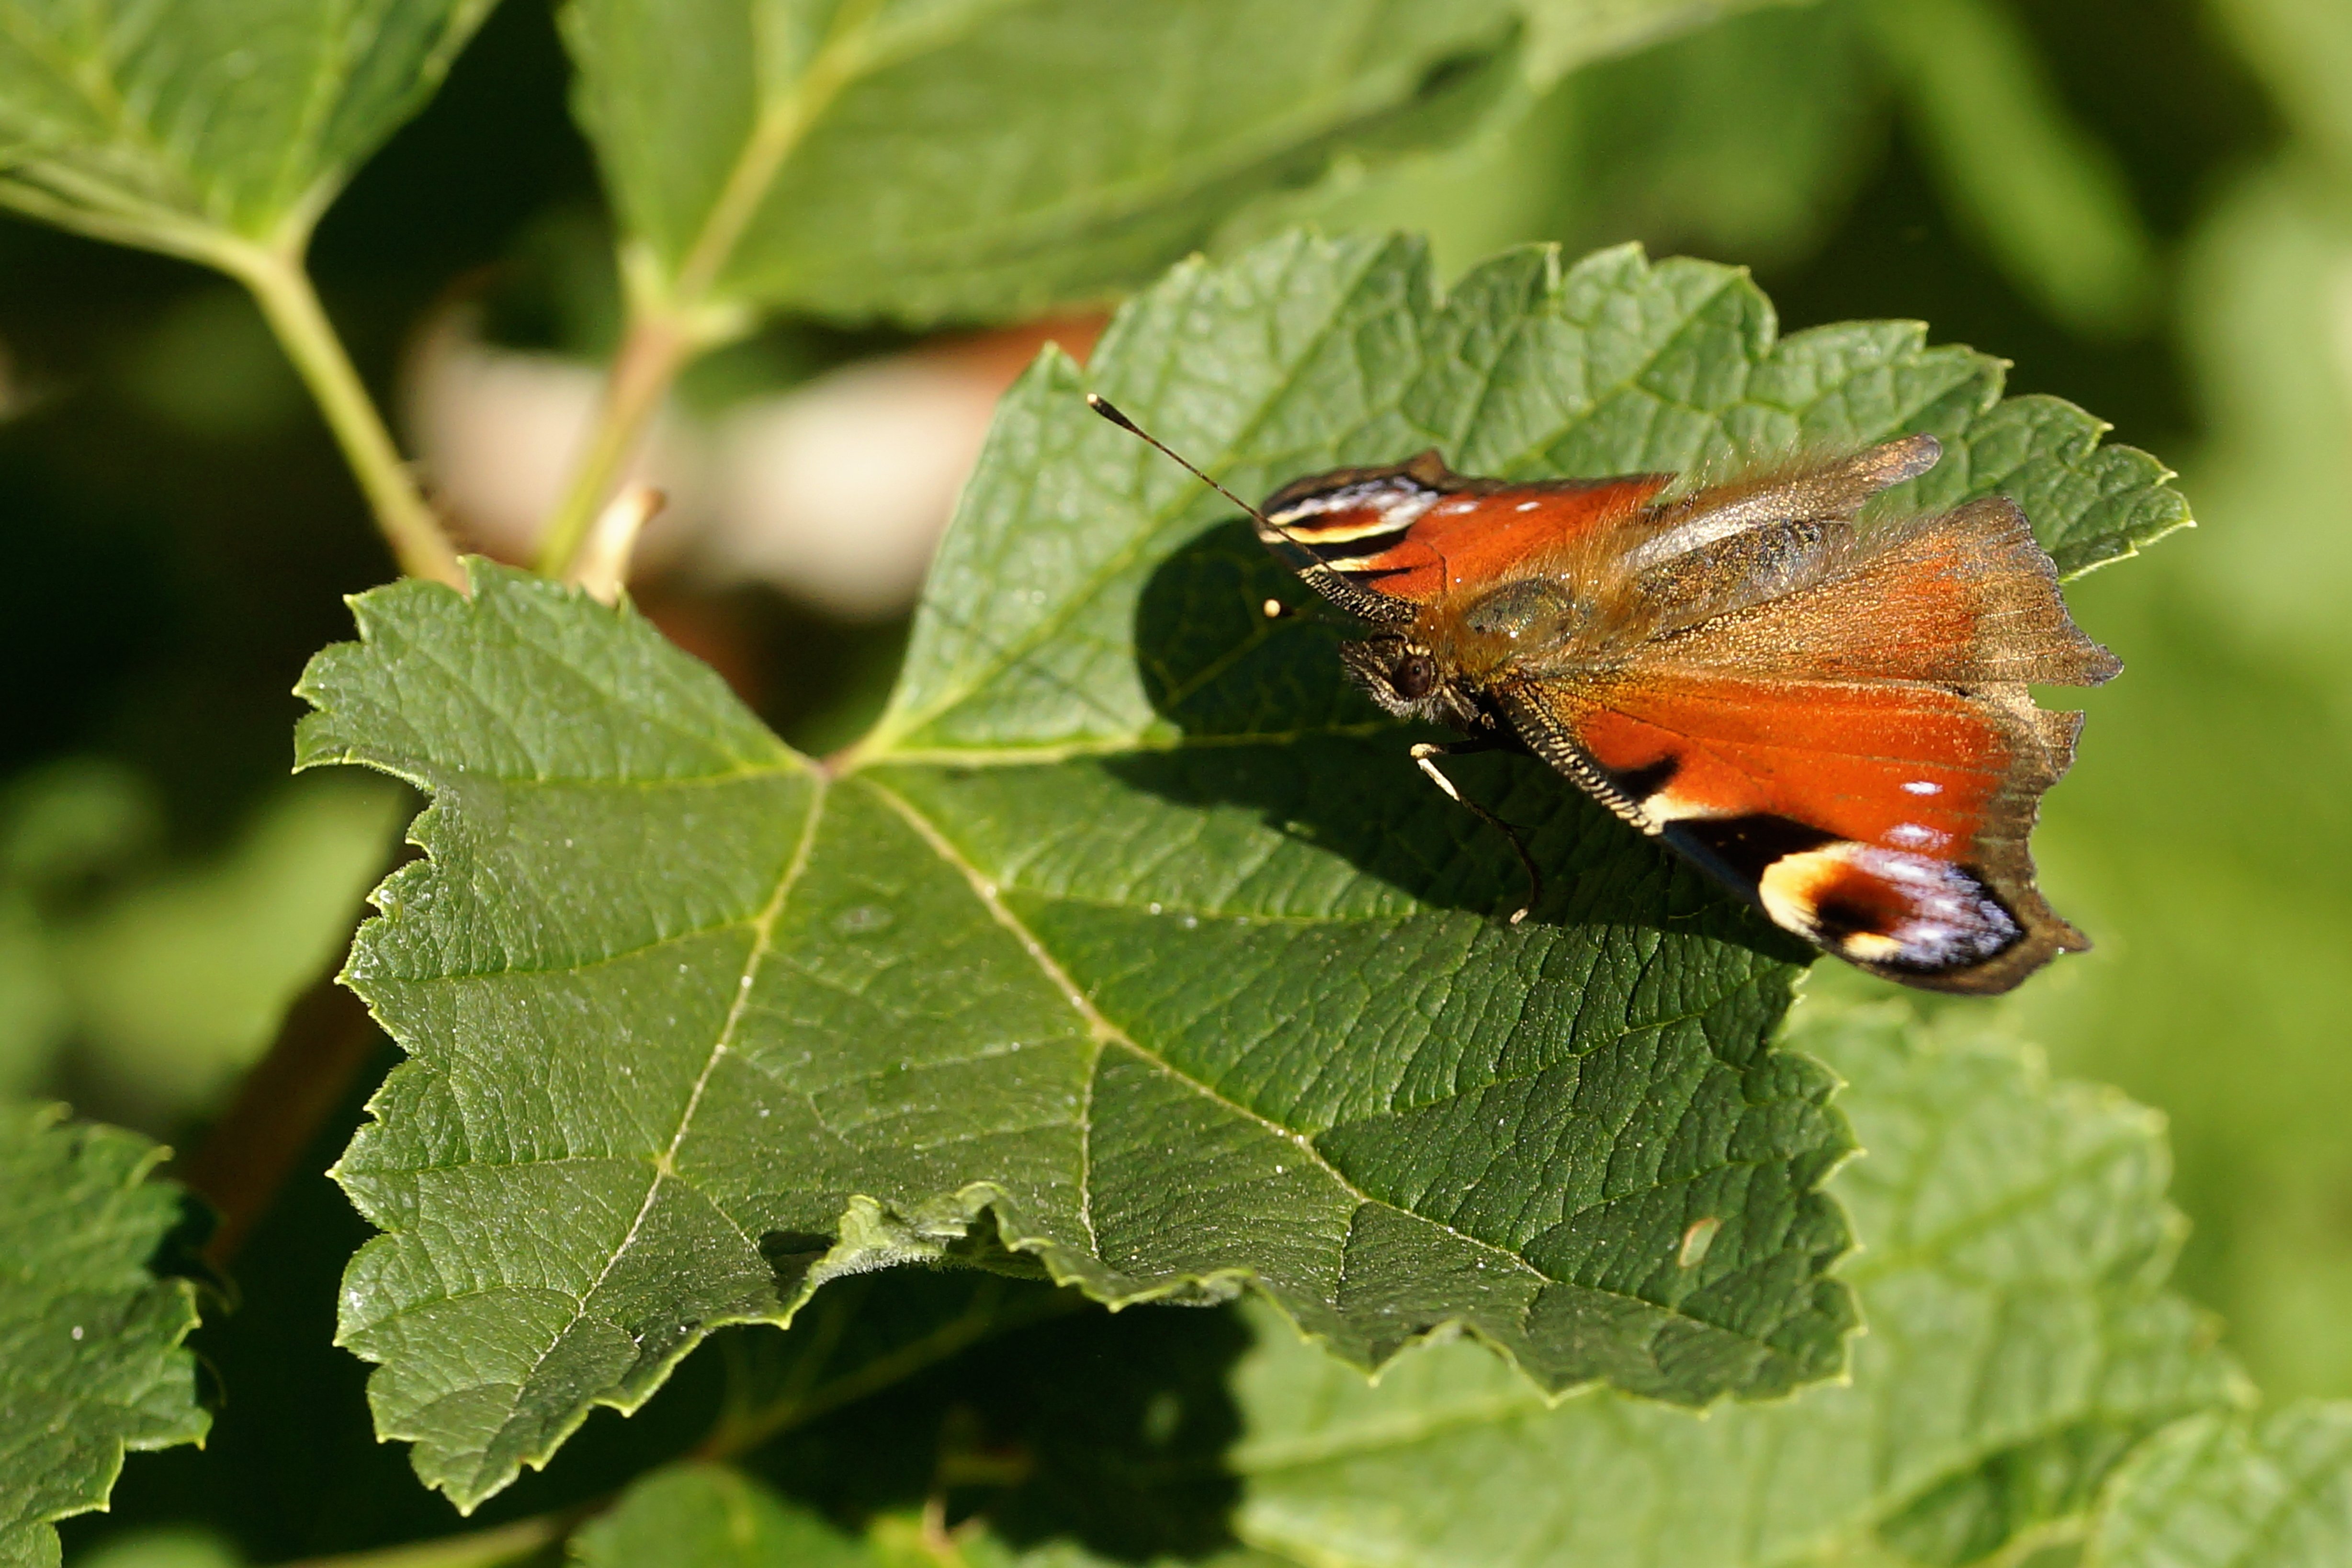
[
  {"x1": 575, "y1": 1458, "x2": 1282, "y2": 1568},
  {"x1": 1543, "y1": 3, "x2": 1883, "y2": 266},
  {"x1": 298, "y1": 233, "x2": 2187, "y2": 1512},
  {"x1": 2088, "y1": 1405, "x2": 2352, "y2": 1568},
  {"x1": 560, "y1": 0, "x2": 1754, "y2": 326},
  {"x1": 872, "y1": 234, "x2": 2178, "y2": 764},
  {"x1": 1221, "y1": 1000, "x2": 2248, "y2": 1568},
  {"x1": 1859, "y1": 0, "x2": 2160, "y2": 338},
  {"x1": 0, "y1": 0, "x2": 496, "y2": 262},
  {"x1": 0, "y1": 1106, "x2": 209, "y2": 1568},
  {"x1": 572, "y1": 1462, "x2": 874, "y2": 1568}
]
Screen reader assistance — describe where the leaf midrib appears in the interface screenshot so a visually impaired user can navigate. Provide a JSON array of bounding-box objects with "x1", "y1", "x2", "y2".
[
  {"x1": 769, "y1": 14, "x2": 1490, "y2": 281},
  {"x1": 861, "y1": 237, "x2": 1407, "y2": 751},
  {"x1": 461, "y1": 767, "x2": 832, "y2": 1493},
  {"x1": 653, "y1": 0, "x2": 1052, "y2": 305},
  {"x1": 0, "y1": 0, "x2": 201, "y2": 211},
  {"x1": 858, "y1": 771, "x2": 1820, "y2": 1362}
]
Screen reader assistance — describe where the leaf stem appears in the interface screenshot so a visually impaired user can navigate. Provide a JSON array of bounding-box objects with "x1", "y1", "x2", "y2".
[
  {"x1": 272, "y1": 1510, "x2": 575, "y2": 1568},
  {"x1": 533, "y1": 0, "x2": 884, "y2": 579},
  {"x1": 531, "y1": 301, "x2": 697, "y2": 577},
  {"x1": 220, "y1": 238, "x2": 465, "y2": 587},
  {"x1": 696, "y1": 1281, "x2": 1088, "y2": 1461}
]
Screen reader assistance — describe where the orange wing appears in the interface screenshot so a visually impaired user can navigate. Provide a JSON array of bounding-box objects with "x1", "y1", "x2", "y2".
[
  {"x1": 1500, "y1": 498, "x2": 2118, "y2": 994},
  {"x1": 1258, "y1": 451, "x2": 1668, "y2": 604}
]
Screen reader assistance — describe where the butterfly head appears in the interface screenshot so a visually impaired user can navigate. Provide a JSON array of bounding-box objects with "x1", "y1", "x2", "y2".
[{"x1": 1340, "y1": 633, "x2": 1488, "y2": 730}]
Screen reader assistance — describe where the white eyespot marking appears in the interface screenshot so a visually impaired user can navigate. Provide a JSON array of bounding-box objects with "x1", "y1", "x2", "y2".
[
  {"x1": 1902, "y1": 779, "x2": 1941, "y2": 796},
  {"x1": 1269, "y1": 488, "x2": 1438, "y2": 536},
  {"x1": 1758, "y1": 842, "x2": 2019, "y2": 970},
  {"x1": 1885, "y1": 822, "x2": 1949, "y2": 850},
  {"x1": 1640, "y1": 789, "x2": 1719, "y2": 825},
  {"x1": 1516, "y1": 500, "x2": 1539, "y2": 512},
  {"x1": 1835, "y1": 930, "x2": 1907, "y2": 962},
  {"x1": 1271, "y1": 507, "x2": 1435, "y2": 544},
  {"x1": 1439, "y1": 498, "x2": 1479, "y2": 514}
]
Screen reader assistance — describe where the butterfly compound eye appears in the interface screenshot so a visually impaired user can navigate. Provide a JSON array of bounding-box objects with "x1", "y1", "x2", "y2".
[{"x1": 1392, "y1": 651, "x2": 1438, "y2": 700}]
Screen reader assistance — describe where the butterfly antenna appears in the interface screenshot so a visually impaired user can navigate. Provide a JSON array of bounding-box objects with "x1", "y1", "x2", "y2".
[
  {"x1": 1085, "y1": 395, "x2": 1290, "y2": 532},
  {"x1": 1086, "y1": 394, "x2": 1405, "y2": 625}
]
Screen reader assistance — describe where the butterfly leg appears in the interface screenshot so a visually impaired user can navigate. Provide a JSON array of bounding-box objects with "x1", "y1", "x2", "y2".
[{"x1": 1409, "y1": 742, "x2": 1541, "y2": 925}]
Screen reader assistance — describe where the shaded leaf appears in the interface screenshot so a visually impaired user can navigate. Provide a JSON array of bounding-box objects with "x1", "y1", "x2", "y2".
[
  {"x1": 574, "y1": 1457, "x2": 1283, "y2": 1568},
  {"x1": 0, "y1": 1107, "x2": 209, "y2": 1568},
  {"x1": 571, "y1": 1462, "x2": 871, "y2": 1568},
  {"x1": 561, "y1": 0, "x2": 1754, "y2": 326},
  {"x1": 2089, "y1": 1405, "x2": 2352, "y2": 1568},
  {"x1": 0, "y1": 0, "x2": 495, "y2": 259},
  {"x1": 1541, "y1": 3, "x2": 1882, "y2": 266},
  {"x1": 300, "y1": 233, "x2": 2185, "y2": 1511},
  {"x1": 1223, "y1": 1001, "x2": 2248, "y2": 1568},
  {"x1": 694, "y1": 1272, "x2": 1239, "y2": 1559},
  {"x1": 870, "y1": 234, "x2": 2178, "y2": 765}
]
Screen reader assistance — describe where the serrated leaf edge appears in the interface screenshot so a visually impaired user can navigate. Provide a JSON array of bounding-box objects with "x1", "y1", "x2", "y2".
[{"x1": 3, "y1": 1106, "x2": 210, "y2": 1551}]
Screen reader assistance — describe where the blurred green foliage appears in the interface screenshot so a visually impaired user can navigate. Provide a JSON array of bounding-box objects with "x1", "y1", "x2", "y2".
[
  {"x1": 0, "y1": 764, "x2": 403, "y2": 1121},
  {"x1": 1, "y1": 0, "x2": 2348, "y2": 1558}
]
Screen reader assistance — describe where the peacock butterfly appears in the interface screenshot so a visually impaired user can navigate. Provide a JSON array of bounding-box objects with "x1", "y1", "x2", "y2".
[{"x1": 1088, "y1": 393, "x2": 2118, "y2": 995}]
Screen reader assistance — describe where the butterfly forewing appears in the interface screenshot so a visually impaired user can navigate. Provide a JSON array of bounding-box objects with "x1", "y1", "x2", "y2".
[
  {"x1": 1258, "y1": 437, "x2": 2118, "y2": 995},
  {"x1": 1261, "y1": 451, "x2": 1670, "y2": 604}
]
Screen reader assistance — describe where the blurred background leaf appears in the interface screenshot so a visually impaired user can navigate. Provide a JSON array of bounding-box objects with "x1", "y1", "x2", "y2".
[
  {"x1": 562, "y1": 0, "x2": 1767, "y2": 328},
  {"x1": 0, "y1": 765, "x2": 404, "y2": 1122},
  {"x1": 2087, "y1": 1403, "x2": 2352, "y2": 1567},
  {"x1": 0, "y1": 0, "x2": 497, "y2": 258},
  {"x1": 1858, "y1": 0, "x2": 2160, "y2": 337}
]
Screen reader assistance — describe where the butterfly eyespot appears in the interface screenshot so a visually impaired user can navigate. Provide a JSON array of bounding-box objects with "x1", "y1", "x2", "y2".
[{"x1": 1392, "y1": 652, "x2": 1438, "y2": 700}]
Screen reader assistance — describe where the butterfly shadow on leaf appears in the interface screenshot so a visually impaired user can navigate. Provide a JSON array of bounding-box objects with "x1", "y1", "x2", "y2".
[{"x1": 1118, "y1": 520, "x2": 1809, "y2": 963}]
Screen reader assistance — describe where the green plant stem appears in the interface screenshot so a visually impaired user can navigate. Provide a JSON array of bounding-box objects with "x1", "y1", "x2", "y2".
[
  {"x1": 223, "y1": 239, "x2": 465, "y2": 587},
  {"x1": 264, "y1": 1285, "x2": 1084, "y2": 1568},
  {"x1": 276, "y1": 1511, "x2": 575, "y2": 1568},
  {"x1": 534, "y1": 0, "x2": 884, "y2": 579},
  {"x1": 531, "y1": 306, "x2": 696, "y2": 576},
  {"x1": 696, "y1": 1281, "x2": 1089, "y2": 1462}
]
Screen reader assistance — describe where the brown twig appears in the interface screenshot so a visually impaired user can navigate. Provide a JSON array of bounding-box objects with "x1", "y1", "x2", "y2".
[{"x1": 176, "y1": 966, "x2": 380, "y2": 1267}]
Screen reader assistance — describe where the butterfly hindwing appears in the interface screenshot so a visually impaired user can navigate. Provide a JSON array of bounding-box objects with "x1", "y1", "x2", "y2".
[
  {"x1": 1127, "y1": 405, "x2": 2125, "y2": 994},
  {"x1": 1495, "y1": 496, "x2": 2117, "y2": 993}
]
